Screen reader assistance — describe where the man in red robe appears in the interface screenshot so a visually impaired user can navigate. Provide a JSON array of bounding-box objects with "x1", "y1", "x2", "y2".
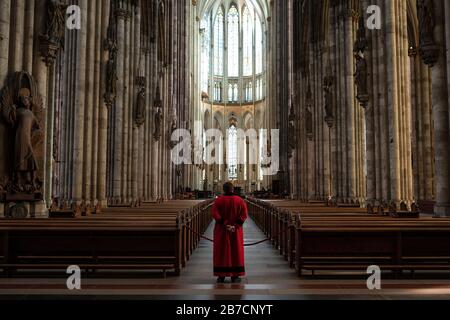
[{"x1": 212, "y1": 182, "x2": 248, "y2": 283}]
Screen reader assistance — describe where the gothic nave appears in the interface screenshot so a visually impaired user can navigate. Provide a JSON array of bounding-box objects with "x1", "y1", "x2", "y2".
[{"x1": 1, "y1": 0, "x2": 450, "y2": 304}]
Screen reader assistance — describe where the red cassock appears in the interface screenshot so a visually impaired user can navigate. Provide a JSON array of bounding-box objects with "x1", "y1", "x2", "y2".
[{"x1": 212, "y1": 195, "x2": 248, "y2": 277}]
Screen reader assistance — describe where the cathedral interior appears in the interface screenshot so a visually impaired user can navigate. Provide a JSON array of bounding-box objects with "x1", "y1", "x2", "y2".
[{"x1": 1, "y1": 0, "x2": 450, "y2": 302}]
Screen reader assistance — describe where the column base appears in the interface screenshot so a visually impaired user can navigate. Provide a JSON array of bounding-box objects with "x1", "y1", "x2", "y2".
[
  {"x1": 34, "y1": 200, "x2": 49, "y2": 218},
  {"x1": 365, "y1": 198, "x2": 376, "y2": 208},
  {"x1": 1, "y1": 200, "x2": 48, "y2": 219}
]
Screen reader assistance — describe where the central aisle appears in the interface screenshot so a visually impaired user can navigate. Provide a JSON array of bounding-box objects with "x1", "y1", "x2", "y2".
[{"x1": 175, "y1": 218, "x2": 294, "y2": 285}]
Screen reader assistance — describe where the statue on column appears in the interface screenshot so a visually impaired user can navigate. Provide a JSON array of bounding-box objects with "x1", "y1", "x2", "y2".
[
  {"x1": 104, "y1": 49, "x2": 118, "y2": 108},
  {"x1": 1, "y1": 72, "x2": 44, "y2": 194},
  {"x1": 287, "y1": 96, "x2": 297, "y2": 158},
  {"x1": 417, "y1": 0, "x2": 440, "y2": 66},
  {"x1": 135, "y1": 86, "x2": 146, "y2": 127},
  {"x1": 153, "y1": 84, "x2": 163, "y2": 141},
  {"x1": 158, "y1": 0, "x2": 167, "y2": 66},
  {"x1": 305, "y1": 82, "x2": 314, "y2": 141},
  {"x1": 168, "y1": 118, "x2": 178, "y2": 148},
  {"x1": 323, "y1": 66, "x2": 334, "y2": 128},
  {"x1": 305, "y1": 107, "x2": 313, "y2": 141},
  {"x1": 354, "y1": 51, "x2": 369, "y2": 107},
  {"x1": 134, "y1": 77, "x2": 146, "y2": 127},
  {"x1": 354, "y1": 16, "x2": 369, "y2": 108},
  {"x1": 12, "y1": 89, "x2": 40, "y2": 191},
  {"x1": 39, "y1": 0, "x2": 68, "y2": 66},
  {"x1": 418, "y1": 0, "x2": 435, "y2": 47},
  {"x1": 153, "y1": 108, "x2": 163, "y2": 141},
  {"x1": 104, "y1": 3, "x2": 118, "y2": 108}
]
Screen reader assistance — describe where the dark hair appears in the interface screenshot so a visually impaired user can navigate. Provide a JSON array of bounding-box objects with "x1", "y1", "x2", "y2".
[{"x1": 223, "y1": 182, "x2": 235, "y2": 195}]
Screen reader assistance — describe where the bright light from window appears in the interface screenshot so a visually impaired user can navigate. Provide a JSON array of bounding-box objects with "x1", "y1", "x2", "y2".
[
  {"x1": 227, "y1": 5, "x2": 239, "y2": 77},
  {"x1": 255, "y1": 14, "x2": 263, "y2": 74},
  {"x1": 228, "y1": 125, "x2": 238, "y2": 179},
  {"x1": 214, "y1": 8, "x2": 224, "y2": 76},
  {"x1": 243, "y1": 6, "x2": 253, "y2": 76},
  {"x1": 206, "y1": 1, "x2": 265, "y2": 103},
  {"x1": 201, "y1": 17, "x2": 210, "y2": 93}
]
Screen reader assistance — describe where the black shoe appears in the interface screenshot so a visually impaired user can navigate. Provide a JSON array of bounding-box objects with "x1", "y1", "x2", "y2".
[
  {"x1": 231, "y1": 277, "x2": 242, "y2": 283},
  {"x1": 217, "y1": 277, "x2": 225, "y2": 283}
]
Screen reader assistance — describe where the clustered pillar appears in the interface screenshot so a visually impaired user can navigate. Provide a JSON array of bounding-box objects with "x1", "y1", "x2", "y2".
[
  {"x1": 289, "y1": 0, "x2": 450, "y2": 216},
  {"x1": 0, "y1": 0, "x2": 189, "y2": 214}
]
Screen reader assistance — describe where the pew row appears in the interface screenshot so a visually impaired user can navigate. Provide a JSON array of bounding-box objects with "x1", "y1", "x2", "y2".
[
  {"x1": 0, "y1": 200, "x2": 213, "y2": 277},
  {"x1": 246, "y1": 198, "x2": 450, "y2": 276}
]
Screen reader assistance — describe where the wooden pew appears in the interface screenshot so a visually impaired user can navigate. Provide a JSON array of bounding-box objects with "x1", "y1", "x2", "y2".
[
  {"x1": 0, "y1": 220, "x2": 183, "y2": 277},
  {"x1": 91, "y1": 200, "x2": 213, "y2": 268},
  {"x1": 295, "y1": 218, "x2": 450, "y2": 276},
  {"x1": 0, "y1": 200, "x2": 213, "y2": 277},
  {"x1": 246, "y1": 198, "x2": 450, "y2": 276}
]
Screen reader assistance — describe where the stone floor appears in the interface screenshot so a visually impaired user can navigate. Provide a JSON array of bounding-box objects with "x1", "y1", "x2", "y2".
[{"x1": 1, "y1": 219, "x2": 450, "y2": 300}]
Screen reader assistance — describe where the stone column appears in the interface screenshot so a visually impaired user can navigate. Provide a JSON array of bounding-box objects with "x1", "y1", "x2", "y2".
[
  {"x1": 344, "y1": 9, "x2": 356, "y2": 203},
  {"x1": 112, "y1": 6, "x2": 127, "y2": 204},
  {"x1": 72, "y1": 0, "x2": 88, "y2": 205},
  {"x1": 83, "y1": 0, "x2": 96, "y2": 207},
  {"x1": 364, "y1": 0, "x2": 377, "y2": 205},
  {"x1": 132, "y1": 4, "x2": 141, "y2": 205},
  {"x1": 98, "y1": 0, "x2": 110, "y2": 207},
  {"x1": 91, "y1": 0, "x2": 102, "y2": 206},
  {"x1": 374, "y1": 19, "x2": 383, "y2": 202},
  {"x1": 447, "y1": 0, "x2": 450, "y2": 114},
  {"x1": 338, "y1": 8, "x2": 347, "y2": 202},
  {"x1": 0, "y1": 0, "x2": 11, "y2": 198},
  {"x1": 122, "y1": 6, "x2": 130, "y2": 204},
  {"x1": 143, "y1": 47, "x2": 150, "y2": 200},
  {"x1": 377, "y1": 0, "x2": 390, "y2": 202},
  {"x1": 23, "y1": 0, "x2": 34, "y2": 73},
  {"x1": 0, "y1": 0, "x2": 10, "y2": 83},
  {"x1": 385, "y1": 0, "x2": 401, "y2": 206},
  {"x1": 430, "y1": 0, "x2": 450, "y2": 216},
  {"x1": 33, "y1": 0, "x2": 50, "y2": 216},
  {"x1": 10, "y1": 0, "x2": 24, "y2": 72},
  {"x1": 421, "y1": 64, "x2": 434, "y2": 201},
  {"x1": 365, "y1": 46, "x2": 376, "y2": 205}
]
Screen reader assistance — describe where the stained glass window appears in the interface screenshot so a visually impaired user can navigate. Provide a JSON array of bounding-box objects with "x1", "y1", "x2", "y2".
[
  {"x1": 255, "y1": 14, "x2": 263, "y2": 74},
  {"x1": 214, "y1": 8, "x2": 224, "y2": 76},
  {"x1": 256, "y1": 79, "x2": 261, "y2": 100},
  {"x1": 214, "y1": 81, "x2": 222, "y2": 101},
  {"x1": 227, "y1": 5, "x2": 239, "y2": 77},
  {"x1": 201, "y1": 17, "x2": 210, "y2": 93},
  {"x1": 243, "y1": 6, "x2": 253, "y2": 76},
  {"x1": 206, "y1": 1, "x2": 265, "y2": 103}
]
